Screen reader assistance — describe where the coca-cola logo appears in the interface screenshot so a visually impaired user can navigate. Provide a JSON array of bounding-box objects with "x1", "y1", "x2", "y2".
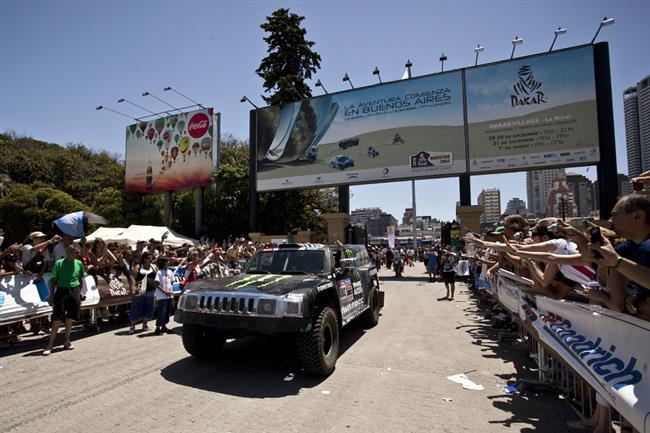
[{"x1": 188, "y1": 113, "x2": 209, "y2": 139}]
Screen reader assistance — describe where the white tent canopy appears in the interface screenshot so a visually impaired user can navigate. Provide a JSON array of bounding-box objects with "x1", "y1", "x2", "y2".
[{"x1": 86, "y1": 225, "x2": 198, "y2": 246}]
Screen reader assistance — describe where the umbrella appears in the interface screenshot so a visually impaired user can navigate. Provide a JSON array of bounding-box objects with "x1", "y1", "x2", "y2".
[{"x1": 53, "y1": 211, "x2": 108, "y2": 238}]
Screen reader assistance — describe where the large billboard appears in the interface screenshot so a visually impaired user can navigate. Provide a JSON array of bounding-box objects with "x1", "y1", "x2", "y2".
[
  {"x1": 466, "y1": 46, "x2": 599, "y2": 173},
  {"x1": 255, "y1": 72, "x2": 466, "y2": 191},
  {"x1": 125, "y1": 108, "x2": 215, "y2": 193}
]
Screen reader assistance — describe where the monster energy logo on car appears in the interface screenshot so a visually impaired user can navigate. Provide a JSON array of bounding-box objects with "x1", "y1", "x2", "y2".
[{"x1": 511, "y1": 66, "x2": 547, "y2": 107}]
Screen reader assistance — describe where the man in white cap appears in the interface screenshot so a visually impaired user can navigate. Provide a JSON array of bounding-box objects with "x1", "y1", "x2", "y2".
[{"x1": 21, "y1": 232, "x2": 60, "y2": 272}]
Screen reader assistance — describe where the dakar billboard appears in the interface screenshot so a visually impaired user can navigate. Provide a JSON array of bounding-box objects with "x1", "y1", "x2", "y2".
[
  {"x1": 466, "y1": 45, "x2": 599, "y2": 173},
  {"x1": 125, "y1": 108, "x2": 215, "y2": 193},
  {"x1": 255, "y1": 72, "x2": 466, "y2": 191}
]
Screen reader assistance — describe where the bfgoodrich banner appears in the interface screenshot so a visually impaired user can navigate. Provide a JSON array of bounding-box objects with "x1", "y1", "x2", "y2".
[
  {"x1": 125, "y1": 108, "x2": 215, "y2": 193},
  {"x1": 256, "y1": 72, "x2": 466, "y2": 191},
  {"x1": 466, "y1": 46, "x2": 599, "y2": 173},
  {"x1": 534, "y1": 297, "x2": 650, "y2": 433}
]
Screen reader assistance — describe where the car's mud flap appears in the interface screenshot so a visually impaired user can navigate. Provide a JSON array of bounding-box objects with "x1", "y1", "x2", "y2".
[{"x1": 378, "y1": 290, "x2": 385, "y2": 309}]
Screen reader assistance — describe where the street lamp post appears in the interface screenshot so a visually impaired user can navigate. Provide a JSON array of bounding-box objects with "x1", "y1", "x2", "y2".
[
  {"x1": 591, "y1": 17, "x2": 615, "y2": 44},
  {"x1": 315, "y1": 79, "x2": 328, "y2": 95},
  {"x1": 511, "y1": 36, "x2": 523, "y2": 59},
  {"x1": 373, "y1": 66, "x2": 383, "y2": 84},
  {"x1": 342, "y1": 73, "x2": 355, "y2": 90},
  {"x1": 163, "y1": 86, "x2": 205, "y2": 109},
  {"x1": 439, "y1": 53, "x2": 447, "y2": 72},
  {"x1": 240, "y1": 96, "x2": 258, "y2": 109},
  {"x1": 474, "y1": 45, "x2": 484, "y2": 66},
  {"x1": 549, "y1": 27, "x2": 567, "y2": 52}
]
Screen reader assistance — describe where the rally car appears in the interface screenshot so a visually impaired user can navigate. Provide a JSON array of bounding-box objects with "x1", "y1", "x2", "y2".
[
  {"x1": 330, "y1": 155, "x2": 355, "y2": 170},
  {"x1": 175, "y1": 244, "x2": 383, "y2": 376}
]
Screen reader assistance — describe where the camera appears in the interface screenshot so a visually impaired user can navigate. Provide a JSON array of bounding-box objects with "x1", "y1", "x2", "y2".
[{"x1": 589, "y1": 226, "x2": 604, "y2": 245}]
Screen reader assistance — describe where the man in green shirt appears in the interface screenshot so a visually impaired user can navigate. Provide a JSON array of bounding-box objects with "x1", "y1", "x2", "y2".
[{"x1": 43, "y1": 243, "x2": 85, "y2": 356}]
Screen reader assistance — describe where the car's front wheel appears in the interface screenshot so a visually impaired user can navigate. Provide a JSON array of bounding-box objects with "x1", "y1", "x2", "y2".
[
  {"x1": 360, "y1": 287, "x2": 381, "y2": 328},
  {"x1": 297, "y1": 306, "x2": 339, "y2": 376},
  {"x1": 182, "y1": 324, "x2": 226, "y2": 359}
]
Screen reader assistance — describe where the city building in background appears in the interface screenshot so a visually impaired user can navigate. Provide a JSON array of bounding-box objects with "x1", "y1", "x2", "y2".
[
  {"x1": 526, "y1": 168, "x2": 566, "y2": 216},
  {"x1": 402, "y1": 208, "x2": 414, "y2": 226},
  {"x1": 477, "y1": 188, "x2": 501, "y2": 225},
  {"x1": 547, "y1": 177, "x2": 578, "y2": 218},
  {"x1": 565, "y1": 173, "x2": 596, "y2": 217},
  {"x1": 505, "y1": 197, "x2": 527, "y2": 215},
  {"x1": 617, "y1": 173, "x2": 631, "y2": 196},
  {"x1": 624, "y1": 75, "x2": 650, "y2": 179},
  {"x1": 351, "y1": 207, "x2": 397, "y2": 237}
]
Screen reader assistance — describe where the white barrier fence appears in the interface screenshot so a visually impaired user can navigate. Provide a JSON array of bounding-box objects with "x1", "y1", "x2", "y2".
[
  {"x1": 482, "y1": 269, "x2": 650, "y2": 433},
  {"x1": 0, "y1": 274, "x2": 100, "y2": 325}
]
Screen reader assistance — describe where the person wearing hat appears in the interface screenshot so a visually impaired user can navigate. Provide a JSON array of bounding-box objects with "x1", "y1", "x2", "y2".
[{"x1": 21, "y1": 232, "x2": 60, "y2": 272}]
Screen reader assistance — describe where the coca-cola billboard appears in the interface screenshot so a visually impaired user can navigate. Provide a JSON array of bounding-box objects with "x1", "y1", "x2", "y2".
[
  {"x1": 125, "y1": 107, "x2": 216, "y2": 193},
  {"x1": 188, "y1": 112, "x2": 209, "y2": 139}
]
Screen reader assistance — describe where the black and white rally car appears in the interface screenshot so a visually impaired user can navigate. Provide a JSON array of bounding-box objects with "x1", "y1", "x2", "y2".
[{"x1": 175, "y1": 243, "x2": 383, "y2": 376}]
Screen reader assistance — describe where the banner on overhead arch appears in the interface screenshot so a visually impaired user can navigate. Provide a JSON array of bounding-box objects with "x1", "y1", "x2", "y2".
[
  {"x1": 466, "y1": 45, "x2": 599, "y2": 173},
  {"x1": 125, "y1": 108, "x2": 216, "y2": 193},
  {"x1": 255, "y1": 71, "x2": 466, "y2": 191},
  {"x1": 533, "y1": 297, "x2": 650, "y2": 433}
]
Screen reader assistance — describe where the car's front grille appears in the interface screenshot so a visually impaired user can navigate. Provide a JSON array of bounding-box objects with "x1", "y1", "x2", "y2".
[{"x1": 197, "y1": 294, "x2": 257, "y2": 315}]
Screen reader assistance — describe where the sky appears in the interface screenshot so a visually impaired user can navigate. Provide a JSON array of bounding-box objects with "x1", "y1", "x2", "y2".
[{"x1": 1, "y1": 0, "x2": 648, "y2": 223}]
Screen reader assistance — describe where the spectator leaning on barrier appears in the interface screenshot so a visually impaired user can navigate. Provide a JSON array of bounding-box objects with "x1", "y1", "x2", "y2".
[
  {"x1": 43, "y1": 243, "x2": 85, "y2": 356},
  {"x1": 598, "y1": 193, "x2": 650, "y2": 319}
]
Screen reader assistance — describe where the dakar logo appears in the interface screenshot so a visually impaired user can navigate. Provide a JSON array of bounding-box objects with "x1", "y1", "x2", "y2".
[{"x1": 510, "y1": 66, "x2": 547, "y2": 107}]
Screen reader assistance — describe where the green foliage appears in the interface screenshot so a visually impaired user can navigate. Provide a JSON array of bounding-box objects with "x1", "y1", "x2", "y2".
[
  {"x1": 0, "y1": 183, "x2": 86, "y2": 241},
  {"x1": 256, "y1": 8, "x2": 321, "y2": 105}
]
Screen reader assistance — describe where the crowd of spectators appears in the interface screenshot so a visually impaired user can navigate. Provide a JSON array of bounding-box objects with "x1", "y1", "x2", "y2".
[
  {"x1": 0, "y1": 232, "x2": 273, "y2": 341},
  {"x1": 462, "y1": 174, "x2": 650, "y2": 433}
]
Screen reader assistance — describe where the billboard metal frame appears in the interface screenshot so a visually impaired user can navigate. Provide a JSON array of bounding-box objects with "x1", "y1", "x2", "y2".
[{"x1": 248, "y1": 42, "x2": 617, "y2": 228}]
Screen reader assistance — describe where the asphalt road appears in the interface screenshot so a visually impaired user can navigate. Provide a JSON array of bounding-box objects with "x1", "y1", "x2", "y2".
[{"x1": 1, "y1": 264, "x2": 575, "y2": 433}]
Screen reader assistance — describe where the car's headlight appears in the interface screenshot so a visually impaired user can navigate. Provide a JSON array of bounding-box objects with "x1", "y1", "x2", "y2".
[
  {"x1": 183, "y1": 295, "x2": 199, "y2": 311},
  {"x1": 283, "y1": 293, "x2": 304, "y2": 317}
]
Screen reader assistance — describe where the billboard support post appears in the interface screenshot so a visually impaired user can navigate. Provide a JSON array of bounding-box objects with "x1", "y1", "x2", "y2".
[
  {"x1": 411, "y1": 180, "x2": 417, "y2": 251},
  {"x1": 249, "y1": 110, "x2": 259, "y2": 233},
  {"x1": 194, "y1": 187, "x2": 203, "y2": 239},
  {"x1": 163, "y1": 191, "x2": 173, "y2": 227},
  {"x1": 338, "y1": 185, "x2": 350, "y2": 214},
  {"x1": 593, "y1": 42, "x2": 618, "y2": 220},
  {"x1": 459, "y1": 174, "x2": 471, "y2": 206}
]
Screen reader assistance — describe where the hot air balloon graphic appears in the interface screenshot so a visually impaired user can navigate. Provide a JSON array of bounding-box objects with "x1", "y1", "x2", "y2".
[
  {"x1": 201, "y1": 137, "x2": 212, "y2": 158},
  {"x1": 174, "y1": 134, "x2": 180, "y2": 144},
  {"x1": 154, "y1": 118, "x2": 165, "y2": 136},
  {"x1": 179, "y1": 136, "x2": 191, "y2": 161},
  {"x1": 156, "y1": 139, "x2": 163, "y2": 151},
  {"x1": 169, "y1": 116, "x2": 178, "y2": 130},
  {"x1": 147, "y1": 128, "x2": 155, "y2": 141},
  {"x1": 176, "y1": 120, "x2": 185, "y2": 134},
  {"x1": 171, "y1": 146, "x2": 179, "y2": 162},
  {"x1": 139, "y1": 122, "x2": 147, "y2": 133},
  {"x1": 192, "y1": 142, "x2": 200, "y2": 157},
  {"x1": 162, "y1": 130, "x2": 172, "y2": 149},
  {"x1": 136, "y1": 129, "x2": 143, "y2": 139}
]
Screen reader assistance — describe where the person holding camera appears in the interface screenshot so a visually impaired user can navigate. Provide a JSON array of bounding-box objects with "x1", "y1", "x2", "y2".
[{"x1": 43, "y1": 243, "x2": 85, "y2": 356}]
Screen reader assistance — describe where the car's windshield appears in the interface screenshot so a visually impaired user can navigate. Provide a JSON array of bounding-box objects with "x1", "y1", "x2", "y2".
[{"x1": 246, "y1": 250, "x2": 326, "y2": 275}]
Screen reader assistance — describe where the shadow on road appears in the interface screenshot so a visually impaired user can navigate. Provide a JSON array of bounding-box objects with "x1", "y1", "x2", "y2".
[
  {"x1": 457, "y1": 284, "x2": 576, "y2": 433},
  {"x1": 160, "y1": 323, "x2": 368, "y2": 398}
]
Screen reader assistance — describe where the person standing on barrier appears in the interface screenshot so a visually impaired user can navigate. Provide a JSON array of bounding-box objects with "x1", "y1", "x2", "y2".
[
  {"x1": 43, "y1": 244, "x2": 85, "y2": 356},
  {"x1": 153, "y1": 256, "x2": 174, "y2": 335}
]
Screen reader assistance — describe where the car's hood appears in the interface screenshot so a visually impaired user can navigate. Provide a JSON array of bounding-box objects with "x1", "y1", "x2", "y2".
[{"x1": 184, "y1": 273, "x2": 328, "y2": 296}]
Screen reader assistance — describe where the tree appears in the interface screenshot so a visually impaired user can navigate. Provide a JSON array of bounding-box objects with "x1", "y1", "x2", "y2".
[{"x1": 256, "y1": 8, "x2": 321, "y2": 105}]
